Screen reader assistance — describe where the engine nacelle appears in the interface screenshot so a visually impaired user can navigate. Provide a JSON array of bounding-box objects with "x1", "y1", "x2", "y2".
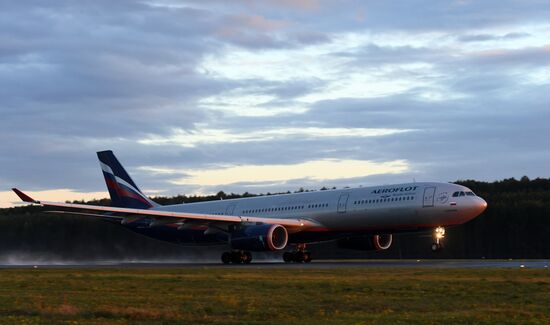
[
  {"x1": 230, "y1": 224, "x2": 288, "y2": 251},
  {"x1": 337, "y1": 234, "x2": 393, "y2": 251}
]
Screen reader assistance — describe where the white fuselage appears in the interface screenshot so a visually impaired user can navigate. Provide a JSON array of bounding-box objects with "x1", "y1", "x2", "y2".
[{"x1": 156, "y1": 182, "x2": 487, "y2": 234}]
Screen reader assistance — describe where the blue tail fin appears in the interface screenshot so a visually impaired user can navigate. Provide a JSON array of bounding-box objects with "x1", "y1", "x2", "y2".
[{"x1": 97, "y1": 150, "x2": 158, "y2": 209}]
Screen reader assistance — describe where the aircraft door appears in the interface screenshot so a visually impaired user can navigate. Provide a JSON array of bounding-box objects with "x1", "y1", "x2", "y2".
[
  {"x1": 423, "y1": 187, "x2": 436, "y2": 207},
  {"x1": 225, "y1": 204, "x2": 236, "y2": 215},
  {"x1": 337, "y1": 194, "x2": 349, "y2": 213}
]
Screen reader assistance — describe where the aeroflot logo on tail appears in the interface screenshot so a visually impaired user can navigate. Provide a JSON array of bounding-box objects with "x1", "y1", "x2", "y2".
[{"x1": 371, "y1": 186, "x2": 418, "y2": 194}]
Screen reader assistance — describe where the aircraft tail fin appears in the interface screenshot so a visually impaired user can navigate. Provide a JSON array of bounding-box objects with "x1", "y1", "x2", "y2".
[{"x1": 97, "y1": 150, "x2": 158, "y2": 209}]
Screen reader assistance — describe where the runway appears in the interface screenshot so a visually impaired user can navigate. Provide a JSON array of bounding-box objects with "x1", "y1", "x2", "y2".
[{"x1": 1, "y1": 259, "x2": 549, "y2": 269}]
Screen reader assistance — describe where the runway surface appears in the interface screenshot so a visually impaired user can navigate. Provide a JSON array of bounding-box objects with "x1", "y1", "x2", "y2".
[{"x1": 1, "y1": 259, "x2": 549, "y2": 269}]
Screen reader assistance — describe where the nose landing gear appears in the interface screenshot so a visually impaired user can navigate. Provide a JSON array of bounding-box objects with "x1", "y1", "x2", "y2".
[
  {"x1": 283, "y1": 243, "x2": 312, "y2": 263},
  {"x1": 431, "y1": 226, "x2": 445, "y2": 252}
]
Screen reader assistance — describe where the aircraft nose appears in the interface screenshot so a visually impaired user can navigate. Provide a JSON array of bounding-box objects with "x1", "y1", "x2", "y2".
[
  {"x1": 475, "y1": 197, "x2": 488, "y2": 215},
  {"x1": 460, "y1": 197, "x2": 487, "y2": 222}
]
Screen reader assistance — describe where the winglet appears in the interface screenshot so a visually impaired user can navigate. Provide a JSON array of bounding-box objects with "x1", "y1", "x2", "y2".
[{"x1": 11, "y1": 188, "x2": 38, "y2": 203}]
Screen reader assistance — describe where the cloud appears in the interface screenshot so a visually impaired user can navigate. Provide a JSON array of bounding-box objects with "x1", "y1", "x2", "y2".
[
  {"x1": 462, "y1": 44, "x2": 550, "y2": 67},
  {"x1": 138, "y1": 127, "x2": 414, "y2": 147},
  {"x1": 1, "y1": 0, "x2": 550, "y2": 208},
  {"x1": 458, "y1": 32, "x2": 531, "y2": 42},
  {"x1": 141, "y1": 159, "x2": 410, "y2": 186}
]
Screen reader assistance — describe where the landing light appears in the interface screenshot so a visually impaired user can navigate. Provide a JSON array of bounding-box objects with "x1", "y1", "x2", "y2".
[{"x1": 435, "y1": 226, "x2": 445, "y2": 239}]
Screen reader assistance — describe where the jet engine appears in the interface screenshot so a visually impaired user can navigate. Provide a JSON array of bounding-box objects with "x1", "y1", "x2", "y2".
[
  {"x1": 230, "y1": 224, "x2": 288, "y2": 251},
  {"x1": 337, "y1": 234, "x2": 393, "y2": 251}
]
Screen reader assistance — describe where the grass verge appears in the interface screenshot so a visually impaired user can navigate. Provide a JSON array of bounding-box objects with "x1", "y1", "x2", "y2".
[{"x1": 0, "y1": 267, "x2": 548, "y2": 324}]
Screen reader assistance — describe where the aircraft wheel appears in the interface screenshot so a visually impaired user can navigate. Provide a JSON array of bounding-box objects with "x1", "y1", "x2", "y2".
[
  {"x1": 243, "y1": 251, "x2": 252, "y2": 264},
  {"x1": 283, "y1": 252, "x2": 293, "y2": 263},
  {"x1": 294, "y1": 251, "x2": 305, "y2": 263},
  {"x1": 221, "y1": 252, "x2": 231, "y2": 264},
  {"x1": 231, "y1": 251, "x2": 243, "y2": 264},
  {"x1": 303, "y1": 252, "x2": 312, "y2": 263},
  {"x1": 431, "y1": 243, "x2": 442, "y2": 252}
]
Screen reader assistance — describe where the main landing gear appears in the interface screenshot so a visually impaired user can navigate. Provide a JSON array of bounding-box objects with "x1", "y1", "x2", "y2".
[
  {"x1": 431, "y1": 226, "x2": 445, "y2": 252},
  {"x1": 221, "y1": 250, "x2": 252, "y2": 264},
  {"x1": 283, "y1": 244, "x2": 312, "y2": 263}
]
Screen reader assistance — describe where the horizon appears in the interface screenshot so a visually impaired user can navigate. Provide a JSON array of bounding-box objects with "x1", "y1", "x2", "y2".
[{"x1": 3, "y1": 175, "x2": 542, "y2": 209}]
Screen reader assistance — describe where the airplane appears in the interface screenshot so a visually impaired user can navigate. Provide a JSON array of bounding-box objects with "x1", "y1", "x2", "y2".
[{"x1": 12, "y1": 150, "x2": 487, "y2": 264}]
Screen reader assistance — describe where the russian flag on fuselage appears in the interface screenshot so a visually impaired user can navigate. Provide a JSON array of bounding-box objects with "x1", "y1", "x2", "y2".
[{"x1": 97, "y1": 150, "x2": 157, "y2": 209}]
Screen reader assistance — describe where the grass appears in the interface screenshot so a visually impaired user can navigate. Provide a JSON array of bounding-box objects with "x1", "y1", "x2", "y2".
[{"x1": 0, "y1": 266, "x2": 548, "y2": 324}]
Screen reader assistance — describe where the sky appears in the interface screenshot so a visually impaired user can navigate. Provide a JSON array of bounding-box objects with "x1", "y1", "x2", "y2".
[{"x1": 1, "y1": 0, "x2": 550, "y2": 207}]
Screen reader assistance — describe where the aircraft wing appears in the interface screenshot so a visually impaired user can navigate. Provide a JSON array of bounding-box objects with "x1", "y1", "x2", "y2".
[{"x1": 11, "y1": 188, "x2": 319, "y2": 230}]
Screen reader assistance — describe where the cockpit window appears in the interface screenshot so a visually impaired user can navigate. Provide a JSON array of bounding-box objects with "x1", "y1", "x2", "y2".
[{"x1": 453, "y1": 190, "x2": 476, "y2": 197}]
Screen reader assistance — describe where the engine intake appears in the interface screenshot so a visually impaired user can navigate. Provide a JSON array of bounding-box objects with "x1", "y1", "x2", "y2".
[
  {"x1": 337, "y1": 234, "x2": 393, "y2": 251},
  {"x1": 230, "y1": 224, "x2": 288, "y2": 251}
]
